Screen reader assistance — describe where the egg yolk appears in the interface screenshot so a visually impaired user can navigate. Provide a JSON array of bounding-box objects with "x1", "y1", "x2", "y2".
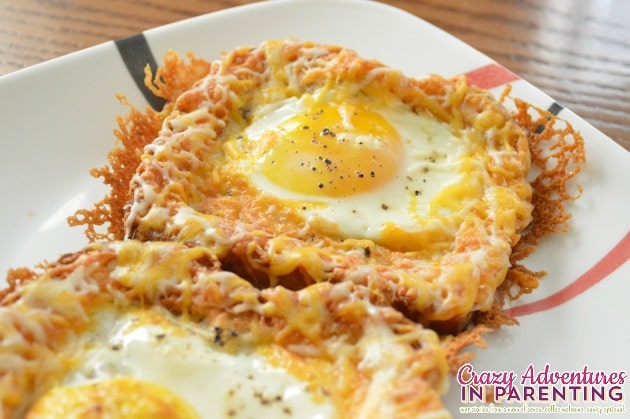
[
  {"x1": 26, "y1": 377, "x2": 200, "y2": 419},
  {"x1": 260, "y1": 102, "x2": 404, "y2": 198}
]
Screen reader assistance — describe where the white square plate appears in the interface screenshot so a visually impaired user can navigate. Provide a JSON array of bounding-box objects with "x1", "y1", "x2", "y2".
[{"x1": 1, "y1": 1, "x2": 628, "y2": 417}]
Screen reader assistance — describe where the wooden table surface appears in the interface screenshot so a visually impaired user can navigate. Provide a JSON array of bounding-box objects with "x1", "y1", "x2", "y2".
[{"x1": 1, "y1": 0, "x2": 628, "y2": 151}]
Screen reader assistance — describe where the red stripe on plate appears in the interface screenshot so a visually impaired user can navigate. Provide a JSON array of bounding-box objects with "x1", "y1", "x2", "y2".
[
  {"x1": 464, "y1": 63, "x2": 520, "y2": 89},
  {"x1": 505, "y1": 231, "x2": 630, "y2": 317}
]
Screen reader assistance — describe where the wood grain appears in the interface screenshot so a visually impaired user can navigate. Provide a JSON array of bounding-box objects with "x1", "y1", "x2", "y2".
[{"x1": 1, "y1": 0, "x2": 628, "y2": 150}]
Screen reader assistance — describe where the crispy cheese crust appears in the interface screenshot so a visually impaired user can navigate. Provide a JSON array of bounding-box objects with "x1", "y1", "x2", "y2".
[
  {"x1": 122, "y1": 39, "x2": 533, "y2": 326},
  {"x1": 0, "y1": 241, "x2": 449, "y2": 418},
  {"x1": 3, "y1": 38, "x2": 587, "y2": 419},
  {"x1": 47, "y1": 38, "x2": 586, "y2": 419}
]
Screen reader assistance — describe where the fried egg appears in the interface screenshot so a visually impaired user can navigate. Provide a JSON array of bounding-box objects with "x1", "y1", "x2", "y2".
[
  {"x1": 1, "y1": 240, "x2": 449, "y2": 418},
  {"x1": 125, "y1": 39, "x2": 533, "y2": 323},
  {"x1": 28, "y1": 306, "x2": 333, "y2": 419},
  {"x1": 221, "y1": 88, "x2": 478, "y2": 248}
]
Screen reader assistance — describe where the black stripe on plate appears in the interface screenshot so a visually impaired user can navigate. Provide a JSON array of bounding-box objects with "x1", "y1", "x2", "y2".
[
  {"x1": 547, "y1": 102, "x2": 564, "y2": 116},
  {"x1": 535, "y1": 101, "x2": 565, "y2": 134},
  {"x1": 115, "y1": 33, "x2": 166, "y2": 111}
]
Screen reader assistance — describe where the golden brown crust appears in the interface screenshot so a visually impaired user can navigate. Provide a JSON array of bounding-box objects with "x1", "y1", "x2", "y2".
[
  {"x1": 442, "y1": 91, "x2": 585, "y2": 372},
  {"x1": 66, "y1": 100, "x2": 165, "y2": 241},
  {"x1": 498, "y1": 92, "x2": 585, "y2": 301}
]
